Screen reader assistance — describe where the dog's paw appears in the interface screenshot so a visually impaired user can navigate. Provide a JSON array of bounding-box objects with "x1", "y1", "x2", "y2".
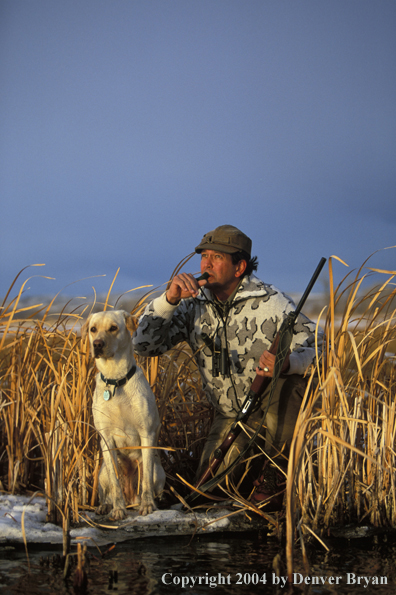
[
  {"x1": 96, "y1": 503, "x2": 128, "y2": 520},
  {"x1": 139, "y1": 503, "x2": 156, "y2": 516},
  {"x1": 139, "y1": 494, "x2": 157, "y2": 516},
  {"x1": 108, "y1": 507, "x2": 128, "y2": 521}
]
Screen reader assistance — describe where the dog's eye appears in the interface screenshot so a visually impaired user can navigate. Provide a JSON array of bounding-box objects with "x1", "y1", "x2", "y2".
[
  {"x1": 109, "y1": 325, "x2": 118, "y2": 332},
  {"x1": 90, "y1": 326, "x2": 97, "y2": 334}
]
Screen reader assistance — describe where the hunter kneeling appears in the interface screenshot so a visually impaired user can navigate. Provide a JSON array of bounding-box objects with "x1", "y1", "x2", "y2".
[{"x1": 133, "y1": 225, "x2": 324, "y2": 510}]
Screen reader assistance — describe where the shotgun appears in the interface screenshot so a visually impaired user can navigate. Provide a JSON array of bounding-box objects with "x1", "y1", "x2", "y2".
[{"x1": 190, "y1": 257, "x2": 326, "y2": 499}]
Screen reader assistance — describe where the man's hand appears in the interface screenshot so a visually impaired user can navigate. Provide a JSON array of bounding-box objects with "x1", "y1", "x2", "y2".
[
  {"x1": 166, "y1": 273, "x2": 208, "y2": 305},
  {"x1": 256, "y1": 349, "x2": 290, "y2": 377}
]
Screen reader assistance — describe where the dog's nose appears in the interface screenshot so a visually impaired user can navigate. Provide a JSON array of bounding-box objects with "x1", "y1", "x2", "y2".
[{"x1": 93, "y1": 339, "x2": 104, "y2": 355}]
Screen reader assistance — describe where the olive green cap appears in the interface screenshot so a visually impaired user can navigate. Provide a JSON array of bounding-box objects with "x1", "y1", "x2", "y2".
[{"x1": 195, "y1": 225, "x2": 252, "y2": 257}]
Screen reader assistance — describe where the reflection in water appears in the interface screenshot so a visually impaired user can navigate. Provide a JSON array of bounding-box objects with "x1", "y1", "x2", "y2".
[{"x1": 0, "y1": 531, "x2": 395, "y2": 594}]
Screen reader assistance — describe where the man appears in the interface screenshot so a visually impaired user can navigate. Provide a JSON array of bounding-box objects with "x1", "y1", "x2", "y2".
[{"x1": 133, "y1": 225, "x2": 322, "y2": 507}]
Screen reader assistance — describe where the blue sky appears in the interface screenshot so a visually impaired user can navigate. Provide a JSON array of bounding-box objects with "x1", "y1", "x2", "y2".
[{"x1": 1, "y1": 0, "x2": 395, "y2": 303}]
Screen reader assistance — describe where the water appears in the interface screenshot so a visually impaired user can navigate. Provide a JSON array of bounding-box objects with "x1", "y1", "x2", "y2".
[{"x1": 0, "y1": 531, "x2": 395, "y2": 594}]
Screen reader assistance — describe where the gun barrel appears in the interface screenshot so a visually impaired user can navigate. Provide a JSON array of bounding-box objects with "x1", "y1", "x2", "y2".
[{"x1": 294, "y1": 257, "x2": 326, "y2": 317}]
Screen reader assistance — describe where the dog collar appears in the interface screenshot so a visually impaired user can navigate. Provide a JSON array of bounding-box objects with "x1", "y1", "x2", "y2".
[{"x1": 100, "y1": 364, "x2": 137, "y2": 401}]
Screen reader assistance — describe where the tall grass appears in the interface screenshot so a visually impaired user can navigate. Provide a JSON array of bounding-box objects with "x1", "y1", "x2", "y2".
[
  {"x1": 0, "y1": 267, "x2": 213, "y2": 527},
  {"x1": 0, "y1": 269, "x2": 98, "y2": 525},
  {"x1": 285, "y1": 255, "x2": 396, "y2": 579},
  {"x1": 1, "y1": 256, "x2": 395, "y2": 565}
]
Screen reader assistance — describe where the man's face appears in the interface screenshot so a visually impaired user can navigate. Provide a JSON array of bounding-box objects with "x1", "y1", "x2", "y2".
[{"x1": 200, "y1": 249, "x2": 245, "y2": 298}]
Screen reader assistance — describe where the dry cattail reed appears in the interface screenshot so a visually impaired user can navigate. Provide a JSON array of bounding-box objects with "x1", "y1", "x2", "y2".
[
  {"x1": 1, "y1": 256, "x2": 395, "y2": 569},
  {"x1": 286, "y1": 254, "x2": 396, "y2": 579}
]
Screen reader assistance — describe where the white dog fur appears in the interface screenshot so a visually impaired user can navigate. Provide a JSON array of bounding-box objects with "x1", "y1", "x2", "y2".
[{"x1": 82, "y1": 310, "x2": 165, "y2": 519}]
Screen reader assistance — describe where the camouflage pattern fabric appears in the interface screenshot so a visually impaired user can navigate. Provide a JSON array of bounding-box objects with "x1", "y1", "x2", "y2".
[{"x1": 133, "y1": 274, "x2": 323, "y2": 418}]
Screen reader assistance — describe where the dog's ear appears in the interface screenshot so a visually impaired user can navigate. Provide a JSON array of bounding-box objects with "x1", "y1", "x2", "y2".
[
  {"x1": 122, "y1": 311, "x2": 137, "y2": 334},
  {"x1": 81, "y1": 316, "x2": 91, "y2": 340}
]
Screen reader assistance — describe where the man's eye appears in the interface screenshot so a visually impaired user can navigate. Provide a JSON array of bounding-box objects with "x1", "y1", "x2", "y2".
[{"x1": 109, "y1": 325, "x2": 118, "y2": 332}]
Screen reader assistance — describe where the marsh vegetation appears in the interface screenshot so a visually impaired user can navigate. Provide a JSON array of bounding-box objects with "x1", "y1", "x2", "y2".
[{"x1": 0, "y1": 256, "x2": 395, "y2": 579}]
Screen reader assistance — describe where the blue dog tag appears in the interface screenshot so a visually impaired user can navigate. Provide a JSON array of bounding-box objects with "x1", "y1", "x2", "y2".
[{"x1": 103, "y1": 389, "x2": 111, "y2": 401}]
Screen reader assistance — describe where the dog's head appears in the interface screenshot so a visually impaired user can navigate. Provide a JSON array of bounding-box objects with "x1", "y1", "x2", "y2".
[{"x1": 82, "y1": 310, "x2": 136, "y2": 359}]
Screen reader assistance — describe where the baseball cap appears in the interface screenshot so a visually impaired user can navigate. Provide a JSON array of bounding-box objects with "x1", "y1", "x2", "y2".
[{"x1": 195, "y1": 225, "x2": 252, "y2": 257}]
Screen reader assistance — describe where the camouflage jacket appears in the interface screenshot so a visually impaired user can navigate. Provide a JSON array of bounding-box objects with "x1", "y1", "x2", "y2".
[{"x1": 133, "y1": 274, "x2": 322, "y2": 417}]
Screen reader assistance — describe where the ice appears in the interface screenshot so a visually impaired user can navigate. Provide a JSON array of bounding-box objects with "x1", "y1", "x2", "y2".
[{"x1": 0, "y1": 494, "x2": 233, "y2": 547}]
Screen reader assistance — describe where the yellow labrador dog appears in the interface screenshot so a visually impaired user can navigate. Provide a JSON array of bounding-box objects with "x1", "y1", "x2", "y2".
[{"x1": 83, "y1": 310, "x2": 165, "y2": 519}]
